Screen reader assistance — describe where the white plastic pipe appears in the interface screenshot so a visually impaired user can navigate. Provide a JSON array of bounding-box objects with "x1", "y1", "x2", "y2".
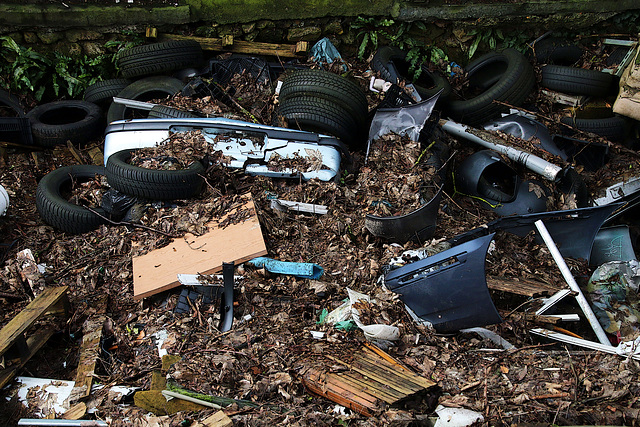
[
  {"x1": 534, "y1": 220, "x2": 611, "y2": 346},
  {"x1": 441, "y1": 119, "x2": 563, "y2": 181}
]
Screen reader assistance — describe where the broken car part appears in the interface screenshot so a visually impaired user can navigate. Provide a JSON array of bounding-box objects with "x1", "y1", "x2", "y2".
[
  {"x1": 590, "y1": 225, "x2": 637, "y2": 266},
  {"x1": 455, "y1": 149, "x2": 550, "y2": 216},
  {"x1": 534, "y1": 219, "x2": 611, "y2": 345},
  {"x1": 366, "y1": 91, "x2": 440, "y2": 162},
  {"x1": 484, "y1": 113, "x2": 565, "y2": 158},
  {"x1": 365, "y1": 185, "x2": 443, "y2": 244},
  {"x1": 448, "y1": 203, "x2": 622, "y2": 262},
  {"x1": 384, "y1": 233, "x2": 502, "y2": 334},
  {"x1": 103, "y1": 117, "x2": 346, "y2": 182},
  {"x1": 219, "y1": 262, "x2": 235, "y2": 333}
]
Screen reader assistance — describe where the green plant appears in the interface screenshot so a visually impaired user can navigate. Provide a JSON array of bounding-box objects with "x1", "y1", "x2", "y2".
[
  {"x1": 466, "y1": 28, "x2": 530, "y2": 59},
  {"x1": 0, "y1": 32, "x2": 139, "y2": 102},
  {"x1": 351, "y1": 17, "x2": 449, "y2": 79}
]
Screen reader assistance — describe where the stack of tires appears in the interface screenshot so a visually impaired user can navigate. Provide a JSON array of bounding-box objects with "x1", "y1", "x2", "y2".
[{"x1": 277, "y1": 69, "x2": 369, "y2": 150}]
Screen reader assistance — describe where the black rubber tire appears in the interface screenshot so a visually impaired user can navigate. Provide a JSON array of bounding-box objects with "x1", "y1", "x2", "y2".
[
  {"x1": 0, "y1": 89, "x2": 25, "y2": 117},
  {"x1": 531, "y1": 38, "x2": 583, "y2": 65},
  {"x1": 105, "y1": 149, "x2": 206, "y2": 200},
  {"x1": 447, "y1": 48, "x2": 535, "y2": 127},
  {"x1": 371, "y1": 46, "x2": 452, "y2": 100},
  {"x1": 26, "y1": 100, "x2": 103, "y2": 147},
  {"x1": 560, "y1": 115, "x2": 628, "y2": 141},
  {"x1": 117, "y1": 40, "x2": 203, "y2": 79},
  {"x1": 106, "y1": 76, "x2": 185, "y2": 124},
  {"x1": 83, "y1": 79, "x2": 131, "y2": 106},
  {"x1": 279, "y1": 69, "x2": 369, "y2": 127},
  {"x1": 36, "y1": 165, "x2": 108, "y2": 234},
  {"x1": 278, "y1": 96, "x2": 362, "y2": 148},
  {"x1": 148, "y1": 105, "x2": 199, "y2": 119},
  {"x1": 541, "y1": 65, "x2": 615, "y2": 97}
]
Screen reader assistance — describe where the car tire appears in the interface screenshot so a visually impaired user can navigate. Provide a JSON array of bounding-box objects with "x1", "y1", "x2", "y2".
[
  {"x1": 27, "y1": 100, "x2": 103, "y2": 147},
  {"x1": 147, "y1": 105, "x2": 199, "y2": 119},
  {"x1": 279, "y1": 69, "x2": 369, "y2": 127},
  {"x1": 531, "y1": 38, "x2": 583, "y2": 65},
  {"x1": 278, "y1": 96, "x2": 362, "y2": 148},
  {"x1": 560, "y1": 115, "x2": 628, "y2": 141},
  {"x1": 105, "y1": 149, "x2": 206, "y2": 201},
  {"x1": 447, "y1": 48, "x2": 535, "y2": 126},
  {"x1": 36, "y1": 165, "x2": 108, "y2": 234},
  {"x1": 541, "y1": 65, "x2": 616, "y2": 97},
  {"x1": 371, "y1": 46, "x2": 452, "y2": 100},
  {"x1": 106, "y1": 76, "x2": 185, "y2": 124},
  {"x1": 117, "y1": 40, "x2": 204, "y2": 79},
  {"x1": 84, "y1": 79, "x2": 131, "y2": 106},
  {"x1": 0, "y1": 89, "x2": 25, "y2": 117}
]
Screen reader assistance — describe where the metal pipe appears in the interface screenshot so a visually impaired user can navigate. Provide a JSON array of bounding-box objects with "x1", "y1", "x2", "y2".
[
  {"x1": 534, "y1": 220, "x2": 611, "y2": 346},
  {"x1": 440, "y1": 119, "x2": 563, "y2": 181}
]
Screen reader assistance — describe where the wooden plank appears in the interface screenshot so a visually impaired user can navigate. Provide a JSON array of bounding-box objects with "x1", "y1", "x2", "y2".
[
  {"x1": 70, "y1": 314, "x2": 106, "y2": 402},
  {"x1": 325, "y1": 354, "x2": 417, "y2": 395},
  {"x1": 133, "y1": 197, "x2": 267, "y2": 299},
  {"x1": 161, "y1": 34, "x2": 307, "y2": 58},
  {"x1": 486, "y1": 275, "x2": 562, "y2": 297},
  {"x1": 303, "y1": 368, "x2": 379, "y2": 406},
  {"x1": 337, "y1": 372, "x2": 404, "y2": 404},
  {"x1": 356, "y1": 353, "x2": 429, "y2": 391},
  {"x1": 0, "y1": 326, "x2": 56, "y2": 389},
  {"x1": 301, "y1": 368, "x2": 379, "y2": 416},
  {"x1": 0, "y1": 286, "x2": 68, "y2": 357},
  {"x1": 359, "y1": 347, "x2": 436, "y2": 389},
  {"x1": 352, "y1": 358, "x2": 424, "y2": 394},
  {"x1": 199, "y1": 411, "x2": 233, "y2": 427}
]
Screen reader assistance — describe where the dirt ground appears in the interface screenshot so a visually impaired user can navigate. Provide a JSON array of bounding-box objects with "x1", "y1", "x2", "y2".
[{"x1": 1, "y1": 40, "x2": 640, "y2": 426}]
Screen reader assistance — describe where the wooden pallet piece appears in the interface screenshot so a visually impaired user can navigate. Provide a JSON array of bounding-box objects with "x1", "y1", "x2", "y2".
[
  {"x1": 486, "y1": 275, "x2": 562, "y2": 297},
  {"x1": 161, "y1": 33, "x2": 308, "y2": 58},
  {"x1": 132, "y1": 196, "x2": 267, "y2": 299},
  {"x1": 0, "y1": 286, "x2": 69, "y2": 389},
  {"x1": 301, "y1": 345, "x2": 435, "y2": 416}
]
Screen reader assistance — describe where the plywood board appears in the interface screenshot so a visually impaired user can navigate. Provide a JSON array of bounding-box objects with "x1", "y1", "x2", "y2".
[{"x1": 133, "y1": 197, "x2": 266, "y2": 299}]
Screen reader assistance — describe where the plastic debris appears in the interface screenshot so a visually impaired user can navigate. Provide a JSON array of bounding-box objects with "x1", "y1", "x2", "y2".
[
  {"x1": 247, "y1": 257, "x2": 324, "y2": 280},
  {"x1": 434, "y1": 405, "x2": 484, "y2": 427},
  {"x1": 310, "y1": 37, "x2": 347, "y2": 71}
]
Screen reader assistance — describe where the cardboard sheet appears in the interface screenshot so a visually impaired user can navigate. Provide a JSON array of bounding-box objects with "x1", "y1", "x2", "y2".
[{"x1": 133, "y1": 196, "x2": 266, "y2": 299}]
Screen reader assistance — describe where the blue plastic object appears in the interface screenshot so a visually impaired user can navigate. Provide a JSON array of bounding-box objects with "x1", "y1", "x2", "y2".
[
  {"x1": 310, "y1": 37, "x2": 346, "y2": 71},
  {"x1": 248, "y1": 257, "x2": 324, "y2": 280}
]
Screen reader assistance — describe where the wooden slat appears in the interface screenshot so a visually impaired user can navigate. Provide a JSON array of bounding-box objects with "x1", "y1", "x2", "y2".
[
  {"x1": 161, "y1": 34, "x2": 307, "y2": 58},
  {"x1": 337, "y1": 372, "x2": 404, "y2": 404},
  {"x1": 0, "y1": 286, "x2": 68, "y2": 356},
  {"x1": 486, "y1": 275, "x2": 562, "y2": 297},
  {"x1": 0, "y1": 326, "x2": 56, "y2": 389},
  {"x1": 304, "y1": 368, "x2": 379, "y2": 406},
  {"x1": 352, "y1": 358, "x2": 424, "y2": 393},
  {"x1": 359, "y1": 348, "x2": 436, "y2": 389},
  {"x1": 70, "y1": 314, "x2": 105, "y2": 401},
  {"x1": 301, "y1": 368, "x2": 379, "y2": 416},
  {"x1": 133, "y1": 197, "x2": 267, "y2": 299},
  {"x1": 324, "y1": 354, "x2": 418, "y2": 395}
]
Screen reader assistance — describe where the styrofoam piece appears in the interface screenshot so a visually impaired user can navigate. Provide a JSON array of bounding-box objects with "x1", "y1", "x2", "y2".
[
  {"x1": 0, "y1": 184, "x2": 9, "y2": 216},
  {"x1": 15, "y1": 377, "x2": 75, "y2": 417},
  {"x1": 434, "y1": 405, "x2": 484, "y2": 426}
]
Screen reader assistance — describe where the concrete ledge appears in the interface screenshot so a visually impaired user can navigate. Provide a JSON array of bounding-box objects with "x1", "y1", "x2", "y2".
[{"x1": 0, "y1": 4, "x2": 192, "y2": 29}]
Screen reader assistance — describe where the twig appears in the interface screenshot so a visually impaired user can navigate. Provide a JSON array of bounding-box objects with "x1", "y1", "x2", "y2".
[{"x1": 84, "y1": 206, "x2": 181, "y2": 238}]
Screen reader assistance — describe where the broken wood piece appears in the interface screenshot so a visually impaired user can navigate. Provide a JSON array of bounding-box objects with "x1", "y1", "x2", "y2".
[
  {"x1": 66, "y1": 141, "x2": 84, "y2": 164},
  {"x1": 486, "y1": 275, "x2": 562, "y2": 297},
  {"x1": 300, "y1": 345, "x2": 435, "y2": 416},
  {"x1": 87, "y1": 147, "x2": 104, "y2": 166},
  {"x1": 270, "y1": 199, "x2": 328, "y2": 215},
  {"x1": 61, "y1": 402, "x2": 87, "y2": 420},
  {"x1": 0, "y1": 286, "x2": 69, "y2": 389},
  {"x1": 146, "y1": 27, "x2": 157, "y2": 39},
  {"x1": 17, "y1": 249, "x2": 45, "y2": 297},
  {"x1": 198, "y1": 411, "x2": 233, "y2": 427},
  {"x1": 70, "y1": 313, "x2": 106, "y2": 402},
  {"x1": 132, "y1": 196, "x2": 267, "y2": 299},
  {"x1": 221, "y1": 34, "x2": 233, "y2": 46},
  {"x1": 161, "y1": 34, "x2": 307, "y2": 58}
]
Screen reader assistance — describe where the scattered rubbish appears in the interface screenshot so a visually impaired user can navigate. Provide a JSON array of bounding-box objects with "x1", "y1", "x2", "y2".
[
  {"x1": 219, "y1": 262, "x2": 235, "y2": 333},
  {"x1": 0, "y1": 287, "x2": 69, "y2": 389},
  {"x1": 587, "y1": 260, "x2": 640, "y2": 342},
  {"x1": 534, "y1": 220, "x2": 611, "y2": 345},
  {"x1": 461, "y1": 327, "x2": 515, "y2": 350},
  {"x1": 590, "y1": 225, "x2": 637, "y2": 266},
  {"x1": 18, "y1": 420, "x2": 108, "y2": 427},
  {"x1": 132, "y1": 196, "x2": 267, "y2": 299},
  {"x1": 531, "y1": 328, "x2": 640, "y2": 360},
  {"x1": 270, "y1": 199, "x2": 328, "y2": 215},
  {"x1": 384, "y1": 234, "x2": 502, "y2": 334},
  {"x1": 14, "y1": 376, "x2": 75, "y2": 418},
  {"x1": 434, "y1": 405, "x2": 484, "y2": 427},
  {"x1": 613, "y1": 43, "x2": 640, "y2": 121},
  {"x1": 69, "y1": 307, "x2": 106, "y2": 403},
  {"x1": 347, "y1": 288, "x2": 400, "y2": 342},
  {"x1": 309, "y1": 37, "x2": 346, "y2": 71},
  {"x1": 309, "y1": 331, "x2": 325, "y2": 339},
  {"x1": 247, "y1": 257, "x2": 324, "y2": 280},
  {"x1": 300, "y1": 344, "x2": 435, "y2": 416}
]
